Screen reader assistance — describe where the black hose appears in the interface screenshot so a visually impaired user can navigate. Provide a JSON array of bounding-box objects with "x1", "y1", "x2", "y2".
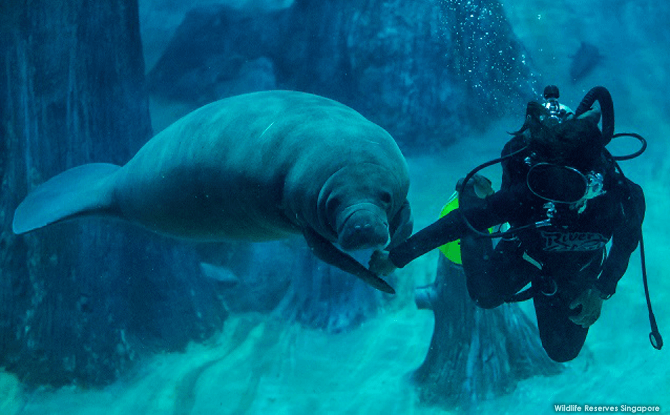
[
  {"x1": 610, "y1": 132, "x2": 647, "y2": 161},
  {"x1": 611, "y1": 160, "x2": 662, "y2": 350},
  {"x1": 574, "y1": 86, "x2": 615, "y2": 144},
  {"x1": 457, "y1": 145, "x2": 530, "y2": 239},
  {"x1": 640, "y1": 233, "x2": 664, "y2": 349}
]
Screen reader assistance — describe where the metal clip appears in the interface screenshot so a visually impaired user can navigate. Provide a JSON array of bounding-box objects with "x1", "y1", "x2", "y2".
[
  {"x1": 534, "y1": 219, "x2": 552, "y2": 228},
  {"x1": 543, "y1": 202, "x2": 556, "y2": 219}
]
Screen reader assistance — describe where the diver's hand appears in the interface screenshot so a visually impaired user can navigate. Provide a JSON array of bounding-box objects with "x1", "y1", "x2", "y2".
[
  {"x1": 368, "y1": 250, "x2": 397, "y2": 276},
  {"x1": 569, "y1": 288, "x2": 604, "y2": 328}
]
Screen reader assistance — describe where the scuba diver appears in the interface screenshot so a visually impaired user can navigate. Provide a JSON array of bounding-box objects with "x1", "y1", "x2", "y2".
[{"x1": 369, "y1": 85, "x2": 662, "y2": 362}]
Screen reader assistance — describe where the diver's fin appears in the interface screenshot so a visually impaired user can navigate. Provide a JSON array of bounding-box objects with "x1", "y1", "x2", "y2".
[{"x1": 13, "y1": 163, "x2": 122, "y2": 234}]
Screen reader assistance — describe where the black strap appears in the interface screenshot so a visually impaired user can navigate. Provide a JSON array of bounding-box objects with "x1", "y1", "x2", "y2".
[{"x1": 640, "y1": 232, "x2": 663, "y2": 349}]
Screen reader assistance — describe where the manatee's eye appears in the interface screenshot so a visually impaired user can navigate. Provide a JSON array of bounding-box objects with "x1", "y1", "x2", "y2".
[
  {"x1": 326, "y1": 195, "x2": 341, "y2": 212},
  {"x1": 380, "y1": 191, "x2": 392, "y2": 207}
]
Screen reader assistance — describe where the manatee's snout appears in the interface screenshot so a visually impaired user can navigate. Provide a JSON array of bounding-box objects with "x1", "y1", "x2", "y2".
[{"x1": 336, "y1": 204, "x2": 390, "y2": 251}]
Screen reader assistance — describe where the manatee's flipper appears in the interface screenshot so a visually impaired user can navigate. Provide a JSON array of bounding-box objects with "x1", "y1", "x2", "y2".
[
  {"x1": 388, "y1": 199, "x2": 413, "y2": 250},
  {"x1": 13, "y1": 163, "x2": 121, "y2": 234},
  {"x1": 302, "y1": 228, "x2": 396, "y2": 294}
]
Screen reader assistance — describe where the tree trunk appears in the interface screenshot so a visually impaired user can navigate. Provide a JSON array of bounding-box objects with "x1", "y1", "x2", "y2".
[
  {"x1": 274, "y1": 244, "x2": 383, "y2": 333},
  {"x1": 0, "y1": 0, "x2": 226, "y2": 387},
  {"x1": 412, "y1": 255, "x2": 563, "y2": 409}
]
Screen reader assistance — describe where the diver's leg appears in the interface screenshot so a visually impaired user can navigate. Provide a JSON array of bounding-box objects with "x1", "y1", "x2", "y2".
[
  {"x1": 461, "y1": 237, "x2": 534, "y2": 309},
  {"x1": 533, "y1": 293, "x2": 589, "y2": 362},
  {"x1": 533, "y1": 252, "x2": 604, "y2": 362}
]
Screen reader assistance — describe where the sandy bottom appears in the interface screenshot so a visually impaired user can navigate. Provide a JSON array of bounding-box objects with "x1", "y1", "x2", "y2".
[{"x1": 2, "y1": 295, "x2": 667, "y2": 415}]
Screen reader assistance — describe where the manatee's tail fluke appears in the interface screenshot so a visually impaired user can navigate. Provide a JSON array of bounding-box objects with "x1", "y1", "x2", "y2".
[{"x1": 13, "y1": 163, "x2": 122, "y2": 234}]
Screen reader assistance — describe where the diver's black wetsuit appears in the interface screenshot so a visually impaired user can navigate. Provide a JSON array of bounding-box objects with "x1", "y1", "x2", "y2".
[{"x1": 388, "y1": 137, "x2": 645, "y2": 362}]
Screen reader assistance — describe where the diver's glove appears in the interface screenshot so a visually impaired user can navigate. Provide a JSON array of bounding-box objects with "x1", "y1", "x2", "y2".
[
  {"x1": 569, "y1": 288, "x2": 605, "y2": 328},
  {"x1": 369, "y1": 249, "x2": 397, "y2": 276}
]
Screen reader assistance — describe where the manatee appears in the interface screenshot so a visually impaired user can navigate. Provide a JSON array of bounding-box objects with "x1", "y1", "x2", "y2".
[
  {"x1": 569, "y1": 41, "x2": 603, "y2": 83},
  {"x1": 13, "y1": 90, "x2": 412, "y2": 293}
]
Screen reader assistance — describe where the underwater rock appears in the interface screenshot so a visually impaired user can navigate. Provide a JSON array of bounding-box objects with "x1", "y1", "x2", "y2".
[
  {"x1": 147, "y1": 0, "x2": 538, "y2": 152},
  {"x1": 146, "y1": 5, "x2": 281, "y2": 103},
  {"x1": 569, "y1": 41, "x2": 603, "y2": 83}
]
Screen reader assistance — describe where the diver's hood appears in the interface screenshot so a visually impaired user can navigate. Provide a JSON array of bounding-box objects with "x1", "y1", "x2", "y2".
[{"x1": 525, "y1": 101, "x2": 606, "y2": 172}]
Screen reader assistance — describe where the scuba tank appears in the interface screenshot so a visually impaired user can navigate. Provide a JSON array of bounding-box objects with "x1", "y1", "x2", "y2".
[{"x1": 456, "y1": 85, "x2": 661, "y2": 350}]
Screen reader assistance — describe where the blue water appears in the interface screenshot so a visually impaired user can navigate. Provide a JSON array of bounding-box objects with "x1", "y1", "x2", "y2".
[{"x1": 3, "y1": 0, "x2": 669, "y2": 414}]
